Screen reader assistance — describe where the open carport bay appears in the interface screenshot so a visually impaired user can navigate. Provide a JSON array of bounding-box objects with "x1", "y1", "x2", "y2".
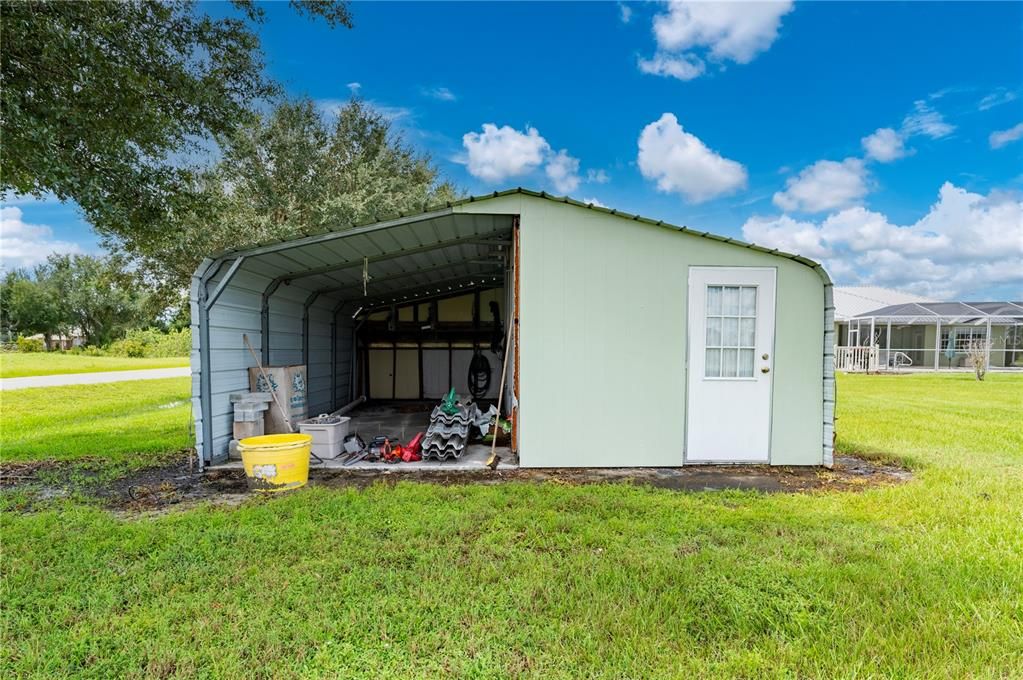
[{"x1": 192, "y1": 208, "x2": 517, "y2": 468}]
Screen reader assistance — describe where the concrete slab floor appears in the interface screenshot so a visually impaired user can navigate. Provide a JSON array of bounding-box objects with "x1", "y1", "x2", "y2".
[{"x1": 211, "y1": 400, "x2": 516, "y2": 472}]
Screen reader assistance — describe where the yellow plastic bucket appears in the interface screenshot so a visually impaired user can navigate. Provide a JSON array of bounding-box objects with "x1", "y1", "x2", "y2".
[{"x1": 238, "y1": 433, "x2": 312, "y2": 493}]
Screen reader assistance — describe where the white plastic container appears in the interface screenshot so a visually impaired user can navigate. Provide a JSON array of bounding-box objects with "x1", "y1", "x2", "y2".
[{"x1": 298, "y1": 414, "x2": 350, "y2": 460}]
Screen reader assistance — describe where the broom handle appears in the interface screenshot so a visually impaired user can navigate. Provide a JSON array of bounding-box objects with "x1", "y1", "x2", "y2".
[
  {"x1": 243, "y1": 333, "x2": 295, "y2": 433},
  {"x1": 489, "y1": 239, "x2": 516, "y2": 462}
]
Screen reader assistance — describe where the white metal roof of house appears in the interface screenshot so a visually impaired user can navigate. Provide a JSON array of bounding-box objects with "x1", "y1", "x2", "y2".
[
  {"x1": 833, "y1": 286, "x2": 935, "y2": 321},
  {"x1": 850, "y1": 301, "x2": 1023, "y2": 324}
]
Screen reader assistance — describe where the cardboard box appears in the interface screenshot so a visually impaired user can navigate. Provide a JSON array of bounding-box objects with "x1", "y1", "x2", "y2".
[{"x1": 249, "y1": 365, "x2": 308, "y2": 434}]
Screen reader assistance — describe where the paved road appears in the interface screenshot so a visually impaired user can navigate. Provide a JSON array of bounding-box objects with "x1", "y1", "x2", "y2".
[{"x1": 0, "y1": 366, "x2": 191, "y2": 391}]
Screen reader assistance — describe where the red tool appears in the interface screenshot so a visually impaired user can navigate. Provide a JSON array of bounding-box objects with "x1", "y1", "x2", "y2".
[
  {"x1": 406, "y1": 432, "x2": 424, "y2": 456},
  {"x1": 401, "y1": 432, "x2": 423, "y2": 462}
]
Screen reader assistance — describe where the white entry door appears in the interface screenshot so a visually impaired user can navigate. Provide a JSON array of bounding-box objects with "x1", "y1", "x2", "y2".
[{"x1": 686, "y1": 267, "x2": 776, "y2": 463}]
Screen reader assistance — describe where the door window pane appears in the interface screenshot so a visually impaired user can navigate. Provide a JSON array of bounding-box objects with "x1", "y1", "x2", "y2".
[
  {"x1": 722, "y1": 317, "x2": 739, "y2": 346},
  {"x1": 706, "y1": 317, "x2": 721, "y2": 346},
  {"x1": 705, "y1": 349, "x2": 722, "y2": 377},
  {"x1": 740, "y1": 318, "x2": 756, "y2": 346},
  {"x1": 706, "y1": 286, "x2": 722, "y2": 315},
  {"x1": 704, "y1": 283, "x2": 759, "y2": 379},
  {"x1": 739, "y1": 349, "x2": 755, "y2": 377},
  {"x1": 721, "y1": 349, "x2": 738, "y2": 377},
  {"x1": 740, "y1": 287, "x2": 757, "y2": 316},
  {"x1": 722, "y1": 287, "x2": 740, "y2": 315}
]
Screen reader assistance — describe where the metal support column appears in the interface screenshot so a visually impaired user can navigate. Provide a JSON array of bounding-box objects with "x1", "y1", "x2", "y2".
[
  {"x1": 985, "y1": 318, "x2": 992, "y2": 369},
  {"x1": 934, "y1": 319, "x2": 942, "y2": 370},
  {"x1": 885, "y1": 320, "x2": 892, "y2": 369},
  {"x1": 330, "y1": 298, "x2": 346, "y2": 411},
  {"x1": 302, "y1": 291, "x2": 320, "y2": 368},
  {"x1": 350, "y1": 316, "x2": 364, "y2": 404},
  {"x1": 260, "y1": 279, "x2": 283, "y2": 365}
]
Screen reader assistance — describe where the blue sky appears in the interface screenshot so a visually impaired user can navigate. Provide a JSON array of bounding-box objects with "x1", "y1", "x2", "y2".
[{"x1": 3, "y1": 1, "x2": 1021, "y2": 298}]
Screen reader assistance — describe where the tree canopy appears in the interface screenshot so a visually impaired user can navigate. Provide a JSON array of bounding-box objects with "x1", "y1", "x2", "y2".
[
  {"x1": 2, "y1": 1, "x2": 460, "y2": 319},
  {"x1": 0, "y1": 0, "x2": 351, "y2": 240},
  {"x1": 1, "y1": 254, "x2": 156, "y2": 347},
  {"x1": 112, "y1": 98, "x2": 459, "y2": 288}
]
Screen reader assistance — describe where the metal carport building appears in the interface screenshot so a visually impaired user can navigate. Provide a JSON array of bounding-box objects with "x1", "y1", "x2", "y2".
[{"x1": 191, "y1": 189, "x2": 835, "y2": 470}]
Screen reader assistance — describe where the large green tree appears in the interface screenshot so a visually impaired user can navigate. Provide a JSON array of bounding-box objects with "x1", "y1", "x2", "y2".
[
  {"x1": 0, "y1": 269, "x2": 67, "y2": 348},
  {"x1": 0, "y1": 254, "x2": 153, "y2": 347},
  {"x1": 0, "y1": 0, "x2": 351, "y2": 240},
  {"x1": 44, "y1": 253, "x2": 155, "y2": 346},
  {"x1": 113, "y1": 98, "x2": 459, "y2": 287}
]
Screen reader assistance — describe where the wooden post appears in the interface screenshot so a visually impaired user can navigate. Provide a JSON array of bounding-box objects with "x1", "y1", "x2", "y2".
[{"x1": 934, "y1": 319, "x2": 941, "y2": 370}]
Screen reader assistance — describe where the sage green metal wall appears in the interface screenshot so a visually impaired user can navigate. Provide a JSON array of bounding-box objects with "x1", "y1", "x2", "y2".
[{"x1": 456, "y1": 195, "x2": 825, "y2": 467}]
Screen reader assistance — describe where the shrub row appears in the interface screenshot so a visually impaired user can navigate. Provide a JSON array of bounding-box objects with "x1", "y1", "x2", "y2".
[
  {"x1": 105, "y1": 328, "x2": 191, "y2": 358},
  {"x1": 6, "y1": 328, "x2": 191, "y2": 357}
]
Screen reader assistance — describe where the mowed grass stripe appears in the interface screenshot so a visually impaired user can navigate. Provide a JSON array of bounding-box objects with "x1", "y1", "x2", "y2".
[
  {"x1": 0, "y1": 353, "x2": 189, "y2": 378},
  {"x1": 1, "y1": 378, "x2": 191, "y2": 464}
]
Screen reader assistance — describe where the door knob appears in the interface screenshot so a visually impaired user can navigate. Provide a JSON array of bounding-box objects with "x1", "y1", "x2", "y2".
[{"x1": 761, "y1": 366, "x2": 770, "y2": 373}]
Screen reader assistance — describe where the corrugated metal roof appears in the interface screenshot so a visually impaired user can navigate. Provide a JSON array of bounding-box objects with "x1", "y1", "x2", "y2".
[
  {"x1": 203, "y1": 188, "x2": 832, "y2": 286},
  {"x1": 852, "y1": 300, "x2": 1023, "y2": 323}
]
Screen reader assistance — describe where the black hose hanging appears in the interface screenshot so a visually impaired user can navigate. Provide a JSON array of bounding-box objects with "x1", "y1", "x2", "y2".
[
  {"x1": 489, "y1": 300, "x2": 504, "y2": 356},
  {"x1": 468, "y1": 350, "x2": 492, "y2": 399}
]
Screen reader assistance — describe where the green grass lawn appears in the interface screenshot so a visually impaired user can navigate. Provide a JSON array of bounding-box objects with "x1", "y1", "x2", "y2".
[
  {"x1": 2, "y1": 373, "x2": 1022, "y2": 678},
  {"x1": 0, "y1": 378, "x2": 192, "y2": 467},
  {"x1": 0, "y1": 353, "x2": 189, "y2": 378}
]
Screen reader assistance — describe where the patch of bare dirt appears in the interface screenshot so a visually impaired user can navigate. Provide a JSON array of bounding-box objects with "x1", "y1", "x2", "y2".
[{"x1": 1, "y1": 453, "x2": 910, "y2": 515}]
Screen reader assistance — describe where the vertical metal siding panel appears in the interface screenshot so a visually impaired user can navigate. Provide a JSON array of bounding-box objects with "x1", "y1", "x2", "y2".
[
  {"x1": 334, "y1": 309, "x2": 355, "y2": 407},
  {"x1": 306, "y1": 300, "x2": 335, "y2": 416},
  {"x1": 268, "y1": 284, "x2": 307, "y2": 368}
]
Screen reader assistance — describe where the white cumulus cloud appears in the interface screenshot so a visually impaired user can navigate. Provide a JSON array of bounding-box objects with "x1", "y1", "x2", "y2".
[
  {"x1": 545, "y1": 149, "x2": 582, "y2": 194},
  {"x1": 862, "y1": 127, "x2": 908, "y2": 163},
  {"x1": 0, "y1": 206, "x2": 83, "y2": 271},
  {"x1": 744, "y1": 183, "x2": 1023, "y2": 298},
  {"x1": 462, "y1": 124, "x2": 551, "y2": 183},
  {"x1": 772, "y1": 158, "x2": 869, "y2": 213},
  {"x1": 990, "y1": 122, "x2": 1023, "y2": 149},
  {"x1": 637, "y1": 113, "x2": 747, "y2": 203},
  {"x1": 461, "y1": 124, "x2": 591, "y2": 194},
  {"x1": 640, "y1": 1, "x2": 793, "y2": 80},
  {"x1": 587, "y1": 169, "x2": 610, "y2": 184}
]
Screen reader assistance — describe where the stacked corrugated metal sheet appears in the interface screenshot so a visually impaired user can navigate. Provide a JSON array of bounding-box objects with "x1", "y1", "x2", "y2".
[{"x1": 424, "y1": 404, "x2": 483, "y2": 460}]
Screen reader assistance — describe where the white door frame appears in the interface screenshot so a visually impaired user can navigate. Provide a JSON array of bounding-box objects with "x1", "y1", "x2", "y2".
[{"x1": 683, "y1": 266, "x2": 777, "y2": 464}]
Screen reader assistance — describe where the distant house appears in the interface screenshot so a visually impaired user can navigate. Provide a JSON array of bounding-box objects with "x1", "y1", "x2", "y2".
[
  {"x1": 26, "y1": 330, "x2": 85, "y2": 351},
  {"x1": 834, "y1": 286, "x2": 1023, "y2": 371}
]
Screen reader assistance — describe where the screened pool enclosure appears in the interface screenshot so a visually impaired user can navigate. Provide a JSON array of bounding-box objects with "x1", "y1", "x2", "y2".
[{"x1": 836, "y1": 301, "x2": 1023, "y2": 371}]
